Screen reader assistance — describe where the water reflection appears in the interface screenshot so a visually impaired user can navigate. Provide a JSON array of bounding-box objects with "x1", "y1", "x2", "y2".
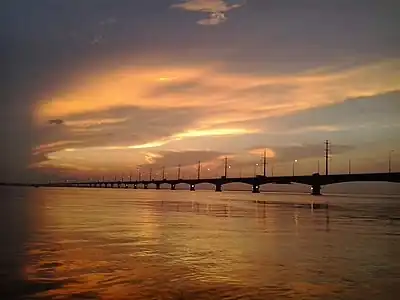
[{"x1": 0, "y1": 188, "x2": 399, "y2": 299}]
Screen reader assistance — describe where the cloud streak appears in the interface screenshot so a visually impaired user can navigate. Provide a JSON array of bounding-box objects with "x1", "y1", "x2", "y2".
[{"x1": 171, "y1": 0, "x2": 246, "y2": 25}]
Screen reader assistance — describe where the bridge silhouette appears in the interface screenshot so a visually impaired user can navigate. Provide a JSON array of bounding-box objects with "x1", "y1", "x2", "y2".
[
  {"x1": 39, "y1": 142, "x2": 398, "y2": 195},
  {"x1": 42, "y1": 172, "x2": 400, "y2": 195}
]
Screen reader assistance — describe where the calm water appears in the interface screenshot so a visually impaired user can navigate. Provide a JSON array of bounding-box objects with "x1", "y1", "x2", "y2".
[{"x1": 0, "y1": 187, "x2": 399, "y2": 300}]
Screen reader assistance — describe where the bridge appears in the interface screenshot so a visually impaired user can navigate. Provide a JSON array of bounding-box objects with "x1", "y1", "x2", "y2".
[{"x1": 41, "y1": 172, "x2": 400, "y2": 195}]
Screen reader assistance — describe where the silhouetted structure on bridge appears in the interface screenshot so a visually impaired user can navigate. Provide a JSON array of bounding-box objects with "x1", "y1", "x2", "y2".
[
  {"x1": 38, "y1": 141, "x2": 398, "y2": 195},
  {"x1": 42, "y1": 172, "x2": 400, "y2": 195}
]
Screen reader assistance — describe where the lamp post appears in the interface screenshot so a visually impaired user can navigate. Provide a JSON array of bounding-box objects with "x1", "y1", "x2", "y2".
[
  {"x1": 389, "y1": 150, "x2": 394, "y2": 173},
  {"x1": 254, "y1": 163, "x2": 259, "y2": 177},
  {"x1": 292, "y1": 160, "x2": 297, "y2": 176},
  {"x1": 224, "y1": 157, "x2": 228, "y2": 178},
  {"x1": 348, "y1": 159, "x2": 352, "y2": 174},
  {"x1": 197, "y1": 161, "x2": 201, "y2": 180}
]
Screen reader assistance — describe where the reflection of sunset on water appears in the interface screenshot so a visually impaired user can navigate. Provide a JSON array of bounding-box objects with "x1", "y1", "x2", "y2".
[{"x1": 12, "y1": 188, "x2": 397, "y2": 299}]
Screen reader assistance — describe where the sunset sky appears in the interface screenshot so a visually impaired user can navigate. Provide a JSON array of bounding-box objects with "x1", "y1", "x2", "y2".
[{"x1": 2, "y1": 0, "x2": 399, "y2": 182}]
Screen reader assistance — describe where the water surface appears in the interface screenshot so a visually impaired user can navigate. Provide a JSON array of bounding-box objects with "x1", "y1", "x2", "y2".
[{"x1": 0, "y1": 187, "x2": 399, "y2": 299}]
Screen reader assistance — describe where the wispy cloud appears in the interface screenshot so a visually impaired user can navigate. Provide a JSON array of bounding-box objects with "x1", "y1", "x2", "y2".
[{"x1": 171, "y1": 0, "x2": 246, "y2": 25}]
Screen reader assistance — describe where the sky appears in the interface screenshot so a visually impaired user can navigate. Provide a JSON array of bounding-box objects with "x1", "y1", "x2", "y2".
[{"x1": 1, "y1": 0, "x2": 400, "y2": 183}]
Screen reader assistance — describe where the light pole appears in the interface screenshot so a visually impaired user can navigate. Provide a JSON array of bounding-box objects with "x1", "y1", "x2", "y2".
[
  {"x1": 224, "y1": 157, "x2": 228, "y2": 178},
  {"x1": 389, "y1": 150, "x2": 394, "y2": 173},
  {"x1": 348, "y1": 159, "x2": 351, "y2": 174},
  {"x1": 177, "y1": 164, "x2": 181, "y2": 180},
  {"x1": 292, "y1": 160, "x2": 297, "y2": 176},
  {"x1": 197, "y1": 161, "x2": 201, "y2": 180},
  {"x1": 254, "y1": 163, "x2": 259, "y2": 177},
  {"x1": 263, "y1": 149, "x2": 267, "y2": 177}
]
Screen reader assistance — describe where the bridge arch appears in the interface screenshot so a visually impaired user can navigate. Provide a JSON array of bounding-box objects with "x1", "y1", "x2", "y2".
[{"x1": 322, "y1": 181, "x2": 400, "y2": 195}]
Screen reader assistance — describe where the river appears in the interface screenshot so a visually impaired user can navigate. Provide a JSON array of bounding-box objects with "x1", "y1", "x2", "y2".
[{"x1": 0, "y1": 187, "x2": 399, "y2": 299}]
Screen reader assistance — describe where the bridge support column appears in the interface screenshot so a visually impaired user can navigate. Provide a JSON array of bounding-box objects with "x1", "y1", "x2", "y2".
[
  {"x1": 171, "y1": 184, "x2": 176, "y2": 190},
  {"x1": 252, "y1": 184, "x2": 260, "y2": 193},
  {"x1": 311, "y1": 184, "x2": 322, "y2": 196},
  {"x1": 144, "y1": 184, "x2": 148, "y2": 189},
  {"x1": 156, "y1": 183, "x2": 161, "y2": 190},
  {"x1": 190, "y1": 184, "x2": 195, "y2": 191},
  {"x1": 215, "y1": 184, "x2": 222, "y2": 192}
]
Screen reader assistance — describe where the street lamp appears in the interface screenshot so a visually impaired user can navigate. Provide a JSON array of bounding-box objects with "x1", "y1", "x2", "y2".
[
  {"x1": 292, "y1": 159, "x2": 298, "y2": 176},
  {"x1": 254, "y1": 163, "x2": 259, "y2": 177},
  {"x1": 348, "y1": 159, "x2": 352, "y2": 174},
  {"x1": 389, "y1": 150, "x2": 394, "y2": 173}
]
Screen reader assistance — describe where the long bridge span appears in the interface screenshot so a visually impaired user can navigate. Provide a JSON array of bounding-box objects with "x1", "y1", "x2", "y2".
[{"x1": 40, "y1": 172, "x2": 400, "y2": 195}]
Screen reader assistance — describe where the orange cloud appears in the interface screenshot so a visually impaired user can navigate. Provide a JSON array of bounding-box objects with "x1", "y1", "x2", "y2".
[
  {"x1": 32, "y1": 59, "x2": 400, "y2": 173},
  {"x1": 36, "y1": 60, "x2": 400, "y2": 126}
]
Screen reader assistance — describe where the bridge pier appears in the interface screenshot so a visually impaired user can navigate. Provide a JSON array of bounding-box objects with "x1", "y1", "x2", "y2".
[
  {"x1": 171, "y1": 184, "x2": 176, "y2": 190},
  {"x1": 190, "y1": 184, "x2": 196, "y2": 191},
  {"x1": 215, "y1": 184, "x2": 222, "y2": 192},
  {"x1": 156, "y1": 183, "x2": 161, "y2": 190},
  {"x1": 311, "y1": 184, "x2": 322, "y2": 196},
  {"x1": 252, "y1": 184, "x2": 260, "y2": 193},
  {"x1": 144, "y1": 184, "x2": 148, "y2": 189}
]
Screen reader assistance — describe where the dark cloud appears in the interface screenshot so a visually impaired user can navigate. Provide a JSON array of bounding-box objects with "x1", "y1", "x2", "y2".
[
  {"x1": 146, "y1": 79, "x2": 206, "y2": 98},
  {"x1": 32, "y1": 105, "x2": 210, "y2": 165},
  {"x1": 48, "y1": 119, "x2": 64, "y2": 125}
]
